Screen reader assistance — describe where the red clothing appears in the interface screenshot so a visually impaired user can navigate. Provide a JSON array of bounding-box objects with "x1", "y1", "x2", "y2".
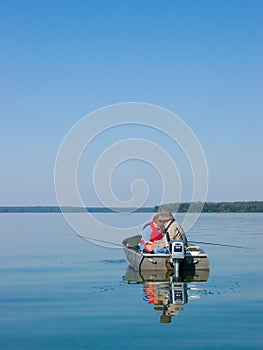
[{"x1": 140, "y1": 222, "x2": 162, "y2": 252}]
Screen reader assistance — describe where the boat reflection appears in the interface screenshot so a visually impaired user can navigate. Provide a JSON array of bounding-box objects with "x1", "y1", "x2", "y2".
[{"x1": 123, "y1": 267, "x2": 209, "y2": 323}]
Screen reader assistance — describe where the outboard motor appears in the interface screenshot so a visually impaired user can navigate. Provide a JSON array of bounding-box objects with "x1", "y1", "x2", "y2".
[{"x1": 169, "y1": 240, "x2": 185, "y2": 278}]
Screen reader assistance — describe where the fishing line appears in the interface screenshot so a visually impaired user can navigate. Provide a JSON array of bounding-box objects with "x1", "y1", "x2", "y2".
[
  {"x1": 189, "y1": 240, "x2": 253, "y2": 250},
  {"x1": 77, "y1": 234, "x2": 123, "y2": 247}
]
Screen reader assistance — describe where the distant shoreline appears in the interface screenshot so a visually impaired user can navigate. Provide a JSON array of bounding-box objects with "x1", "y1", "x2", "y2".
[
  {"x1": 155, "y1": 201, "x2": 263, "y2": 213},
  {"x1": 0, "y1": 206, "x2": 154, "y2": 213},
  {"x1": 0, "y1": 201, "x2": 262, "y2": 213}
]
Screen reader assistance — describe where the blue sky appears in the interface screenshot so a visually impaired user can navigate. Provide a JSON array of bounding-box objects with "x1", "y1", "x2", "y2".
[{"x1": 0, "y1": 0, "x2": 262, "y2": 206}]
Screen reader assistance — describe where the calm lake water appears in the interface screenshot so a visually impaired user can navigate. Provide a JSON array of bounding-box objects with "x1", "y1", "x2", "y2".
[{"x1": 0, "y1": 213, "x2": 262, "y2": 349}]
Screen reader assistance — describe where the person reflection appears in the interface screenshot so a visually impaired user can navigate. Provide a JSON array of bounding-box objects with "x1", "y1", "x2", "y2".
[
  {"x1": 159, "y1": 304, "x2": 183, "y2": 324},
  {"x1": 143, "y1": 281, "x2": 188, "y2": 323},
  {"x1": 143, "y1": 283, "x2": 167, "y2": 305}
]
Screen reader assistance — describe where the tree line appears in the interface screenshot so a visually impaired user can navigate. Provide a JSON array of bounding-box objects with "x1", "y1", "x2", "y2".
[
  {"x1": 154, "y1": 201, "x2": 263, "y2": 213},
  {"x1": 0, "y1": 202, "x2": 262, "y2": 213}
]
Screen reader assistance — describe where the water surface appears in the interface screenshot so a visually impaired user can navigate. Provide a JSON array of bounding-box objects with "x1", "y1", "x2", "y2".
[{"x1": 0, "y1": 213, "x2": 262, "y2": 349}]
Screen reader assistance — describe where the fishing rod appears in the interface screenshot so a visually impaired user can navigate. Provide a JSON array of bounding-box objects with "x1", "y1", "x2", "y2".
[
  {"x1": 188, "y1": 240, "x2": 252, "y2": 250},
  {"x1": 78, "y1": 234, "x2": 251, "y2": 250},
  {"x1": 77, "y1": 234, "x2": 123, "y2": 247}
]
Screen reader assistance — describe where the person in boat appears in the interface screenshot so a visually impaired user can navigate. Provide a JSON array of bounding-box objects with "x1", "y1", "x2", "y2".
[
  {"x1": 158, "y1": 209, "x2": 187, "y2": 244},
  {"x1": 139, "y1": 214, "x2": 168, "y2": 254}
]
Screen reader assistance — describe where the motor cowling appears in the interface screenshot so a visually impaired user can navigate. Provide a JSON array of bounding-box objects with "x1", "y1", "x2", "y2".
[{"x1": 169, "y1": 240, "x2": 185, "y2": 260}]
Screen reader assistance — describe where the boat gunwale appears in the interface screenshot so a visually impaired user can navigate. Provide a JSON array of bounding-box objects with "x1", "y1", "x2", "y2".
[{"x1": 123, "y1": 242, "x2": 208, "y2": 259}]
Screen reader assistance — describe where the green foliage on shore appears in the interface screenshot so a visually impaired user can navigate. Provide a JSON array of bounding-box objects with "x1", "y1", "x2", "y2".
[
  {"x1": 0, "y1": 202, "x2": 262, "y2": 213},
  {"x1": 154, "y1": 201, "x2": 263, "y2": 213}
]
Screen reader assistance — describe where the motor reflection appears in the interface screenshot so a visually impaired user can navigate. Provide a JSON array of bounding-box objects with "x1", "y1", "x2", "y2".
[{"x1": 123, "y1": 267, "x2": 209, "y2": 323}]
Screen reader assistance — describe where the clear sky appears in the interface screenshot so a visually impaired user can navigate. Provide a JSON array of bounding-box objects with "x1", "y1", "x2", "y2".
[{"x1": 0, "y1": 0, "x2": 262, "y2": 206}]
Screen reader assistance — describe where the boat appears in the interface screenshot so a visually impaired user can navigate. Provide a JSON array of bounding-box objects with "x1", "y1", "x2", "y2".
[
  {"x1": 122, "y1": 235, "x2": 210, "y2": 274},
  {"x1": 123, "y1": 266, "x2": 210, "y2": 284}
]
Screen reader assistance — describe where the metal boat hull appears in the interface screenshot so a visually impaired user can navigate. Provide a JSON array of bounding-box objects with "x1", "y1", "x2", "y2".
[
  {"x1": 122, "y1": 235, "x2": 210, "y2": 273},
  {"x1": 123, "y1": 266, "x2": 210, "y2": 284}
]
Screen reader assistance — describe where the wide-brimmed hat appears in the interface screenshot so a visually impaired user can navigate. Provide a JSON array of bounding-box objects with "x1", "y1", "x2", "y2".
[{"x1": 158, "y1": 210, "x2": 173, "y2": 221}]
